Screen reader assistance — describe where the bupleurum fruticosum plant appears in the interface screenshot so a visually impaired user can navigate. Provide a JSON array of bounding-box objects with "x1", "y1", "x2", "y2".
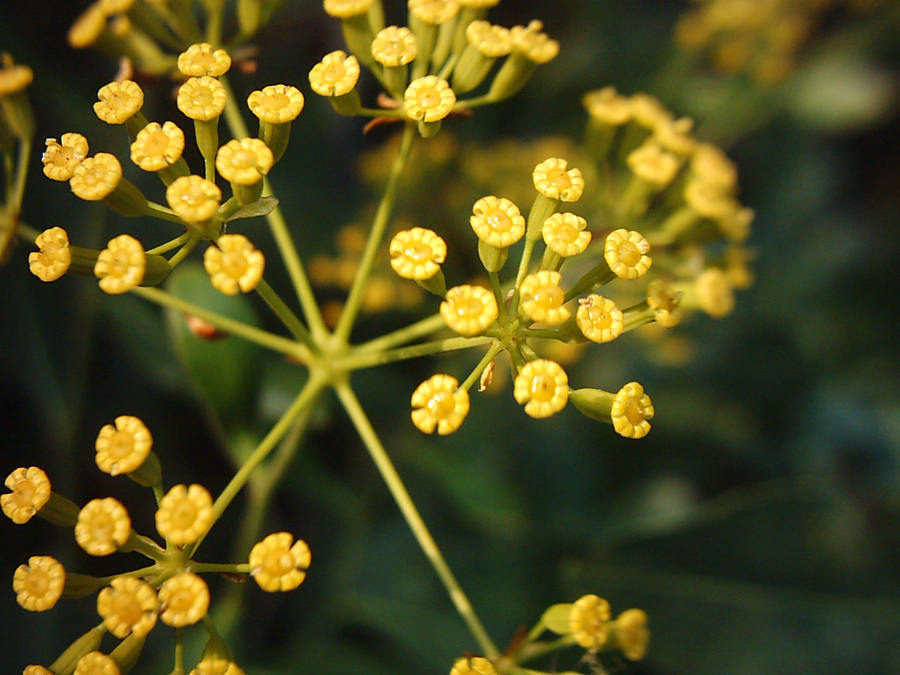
[{"x1": 2, "y1": 0, "x2": 755, "y2": 673}]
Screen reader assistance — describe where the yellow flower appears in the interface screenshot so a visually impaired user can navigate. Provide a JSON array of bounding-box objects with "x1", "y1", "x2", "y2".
[
  {"x1": 569, "y1": 594, "x2": 611, "y2": 650},
  {"x1": 449, "y1": 656, "x2": 498, "y2": 675},
  {"x1": 94, "y1": 415, "x2": 152, "y2": 476},
  {"x1": 582, "y1": 86, "x2": 631, "y2": 125},
  {"x1": 247, "y1": 84, "x2": 305, "y2": 123},
  {"x1": 97, "y1": 576, "x2": 158, "y2": 638},
  {"x1": 100, "y1": 0, "x2": 135, "y2": 14},
  {"x1": 695, "y1": 267, "x2": 735, "y2": 318},
  {"x1": 155, "y1": 483, "x2": 214, "y2": 547},
  {"x1": 510, "y1": 20, "x2": 559, "y2": 64},
  {"x1": 29, "y1": 227, "x2": 72, "y2": 282},
  {"x1": 2, "y1": 466, "x2": 51, "y2": 524},
  {"x1": 203, "y1": 234, "x2": 266, "y2": 295},
  {"x1": 42, "y1": 133, "x2": 89, "y2": 181},
  {"x1": 410, "y1": 374, "x2": 470, "y2": 435},
  {"x1": 70, "y1": 153, "x2": 122, "y2": 201},
  {"x1": 542, "y1": 213, "x2": 591, "y2": 257},
  {"x1": 459, "y1": 0, "x2": 499, "y2": 6},
  {"x1": 75, "y1": 498, "x2": 131, "y2": 556},
  {"x1": 130, "y1": 121, "x2": 185, "y2": 172},
  {"x1": 24, "y1": 666, "x2": 54, "y2": 675},
  {"x1": 613, "y1": 608, "x2": 650, "y2": 661},
  {"x1": 94, "y1": 234, "x2": 145, "y2": 294},
  {"x1": 514, "y1": 359, "x2": 568, "y2": 419},
  {"x1": 465, "y1": 21, "x2": 512, "y2": 58},
  {"x1": 628, "y1": 92, "x2": 672, "y2": 129},
  {"x1": 690, "y1": 142, "x2": 738, "y2": 191},
  {"x1": 404, "y1": 76, "x2": 456, "y2": 122},
  {"x1": 654, "y1": 117, "x2": 696, "y2": 156},
  {"x1": 519, "y1": 271, "x2": 570, "y2": 325},
  {"x1": 249, "y1": 532, "x2": 311, "y2": 592},
  {"x1": 440, "y1": 284, "x2": 498, "y2": 336},
  {"x1": 0, "y1": 54, "x2": 33, "y2": 95},
  {"x1": 158, "y1": 572, "x2": 210, "y2": 627},
  {"x1": 190, "y1": 658, "x2": 245, "y2": 675},
  {"x1": 371, "y1": 26, "x2": 418, "y2": 67},
  {"x1": 576, "y1": 295, "x2": 623, "y2": 343},
  {"x1": 604, "y1": 229, "x2": 652, "y2": 279},
  {"x1": 13, "y1": 556, "x2": 65, "y2": 611},
  {"x1": 627, "y1": 141, "x2": 680, "y2": 188},
  {"x1": 215, "y1": 138, "x2": 274, "y2": 186},
  {"x1": 532, "y1": 158, "x2": 584, "y2": 202},
  {"x1": 323, "y1": 0, "x2": 373, "y2": 18},
  {"x1": 309, "y1": 51, "x2": 360, "y2": 97},
  {"x1": 166, "y1": 175, "x2": 222, "y2": 223},
  {"x1": 68, "y1": 3, "x2": 106, "y2": 49},
  {"x1": 177, "y1": 76, "x2": 227, "y2": 121},
  {"x1": 177, "y1": 43, "x2": 232, "y2": 77},
  {"x1": 611, "y1": 382, "x2": 654, "y2": 439},
  {"x1": 683, "y1": 178, "x2": 738, "y2": 220},
  {"x1": 470, "y1": 196, "x2": 525, "y2": 248},
  {"x1": 646, "y1": 280, "x2": 682, "y2": 328},
  {"x1": 409, "y1": 0, "x2": 460, "y2": 24},
  {"x1": 74, "y1": 652, "x2": 120, "y2": 675},
  {"x1": 389, "y1": 227, "x2": 447, "y2": 280},
  {"x1": 93, "y1": 80, "x2": 143, "y2": 124}
]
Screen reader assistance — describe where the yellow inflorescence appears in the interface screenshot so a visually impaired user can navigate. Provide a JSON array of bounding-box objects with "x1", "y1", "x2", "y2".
[
  {"x1": 42, "y1": 133, "x2": 89, "y2": 181},
  {"x1": 94, "y1": 234, "x2": 145, "y2": 294},
  {"x1": 158, "y1": 572, "x2": 210, "y2": 627},
  {"x1": 309, "y1": 51, "x2": 360, "y2": 97},
  {"x1": 74, "y1": 652, "x2": 120, "y2": 675},
  {"x1": 569, "y1": 593, "x2": 611, "y2": 650},
  {"x1": 404, "y1": 76, "x2": 457, "y2": 122},
  {"x1": 409, "y1": 0, "x2": 461, "y2": 24},
  {"x1": 611, "y1": 382, "x2": 654, "y2": 439},
  {"x1": 470, "y1": 196, "x2": 526, "y2": 248},
  {"x1": 94, "y1": 415, "x2": 152, "y2": 476},
  {"x1": 613, "y1": 608, "x2": 650, "y2": 661},
  {"x1": 542, "y1": 212, "x2": 591, "y2": 258},
  {"x1": 130, "y1": 121, "x2": 185, "y2": 172},
  {"x1": 514, "y1": 359, "x2": 568, "y2": 419},
  {"x1": 532, "y1": 158, "x2": 584, "y2": 202},
  {"x1": 323, "y1": 0, "x2": 373, "y2": 18},
  {"x1": 155, "y1": 483, "x2": 214, "y2": 547},
  {"x1": 190, "y1": 658, "x2": 245, "y2": 675},
  {"x1": 216, "y1": 138, "x2": 274, "y2": 186},
  {"x1": 13, "y1": 556, "x2": 66, "y2": 612},
  {"x1": 29, "y1": 227, "x2": 72, "y2": 282},
  {"x1": 166, "y1": 175, "x2": 222, "y2": 223},
  {"x1": 372, "y1": 26, "x2": 418, "y2": 67},
  {"x1": 247, "y1": 85, "x2": 305, "y2": 124},
  {"x1": 93, "y1": 80, "x2": 143, "y2": 124},
  {"x1": 70, "y1": 153, "x2": 123, "y2": 202},
  {"x1": 177, "y1": 77, "x2": 227, "y2": 121},
  {"x1": 177, "y1": 43, "x2": 232, "y2": 77},
  {"x1": 75, "y1": 497, "x2": 131, "y2": 556},
  {"x1": 466, "y1": 21, "x2": 513, "y2": 58},
  {"x1": 576, "y1": 294, "x2": 623, "y2": 344},
  {"x1": 2, "y1": 467, "x2": 51, "y2": 525},
  {"x1": 604, "y1": 229, "x2": 652, "y2": 280},
  {"x1": 389, "y1": 227, "x2": 447, "y2": 280},
  {"x1": 449, "y1": 656, "x2": 498, "y2": 675},
  {"x1": 519, "y1": 271, "x2": 570, "y2": 325},
  {"x1": 203, "y1": 235, "x2": 266, "y2": 295},
  {"x1": 440, "y1": 284, "x2": 498, "y2": 336},
  {"x1": 96, "y1": 576, "x2": 158, "y2": 638},
  {"x1": 249, "y1": 532, "x2": 312, "y2": 592},
  {"x1": 411, "y1": 374, "x2": 470, "y2": 435}
]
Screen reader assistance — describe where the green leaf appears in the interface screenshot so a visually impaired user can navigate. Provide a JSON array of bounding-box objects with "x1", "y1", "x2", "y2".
[{"x1": 224, "y1": 196, "x2": 279, "y2": 222}]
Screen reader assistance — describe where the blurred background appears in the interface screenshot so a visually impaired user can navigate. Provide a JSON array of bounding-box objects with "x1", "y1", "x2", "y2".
[{"x1": 2, "y1": 1, "x2": 900, "y2": 674}]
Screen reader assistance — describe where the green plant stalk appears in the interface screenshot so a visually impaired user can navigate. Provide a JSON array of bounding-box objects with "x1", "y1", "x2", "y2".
[
  {"x1": 354, "y1": 312, "x2": 448, "y2": 353},
  {"x1": 147, "y1": 231, "x2": 192, "y2": 255},
  {"x1": 147, "y1": 201, "x2": 189, "y2": 224},
  {"x1": 254, "y1": 278, "x2": 317, "y2": 352},
  {"x1": 167, "y1": 233, "x2": 199, "y2": 267},
  {"x1": 335, "y1": 380, "x2": 500, "y2": 659},
  {"x1": 334, "y1": 335, "x2": 492, "y2": 371},
  {"x1": 460, "y1": 341, "x2": 503, "y2": 391},
  {"x1": 10, "y1": 136, "x2": 30, "y2": 214}
]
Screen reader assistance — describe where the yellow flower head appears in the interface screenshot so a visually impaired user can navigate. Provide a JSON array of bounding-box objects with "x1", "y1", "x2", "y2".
[
  {"x1": 94, "y1": 234, "x2": 145, "y2": 294},
  {"x1": 0, "y1": 54, "x2": 33, "y2": 94},
  {"x1": 613, "y1": 608, "x2": 650, "y2": 661},
  {"x1": 177, "y1": 76, "x2": 227, "y2": 121},
  {"x1": 465, "y1": 21, "x2": 513, "y2": 58},
  {"x1": 24, "y1": 666, "x2": 54, "y2": 675},
  {"x1": 647, "y1": 280, "x2": 682, "y2": 328},
  {"x1": 684, "y1": 178, "x2": 737, "y2": 220},
  {"x1": 511, "y1": 20, "x2": 559, "y2": 64},
  {"x1": 158, "y1": 572, "x2": 210, "y2": 627},
  {"x1": 309, "y1": 51, "x2": 360, "y2": 97},
  {"x1": 372, "y1": 26, "x2": 418, "y2": 67},
  {"x1": 247, "y1": 85, "x2": 305, "y2": 123},
  {"x1": 440, "y1": 284, "x2": 498, "y2": 336},
  {"x1": 13, "y1": 556, "x2": 65, "y2": 611},
  {"x1": 93, "y1": 80, "x2": 143, "y2": 124},
  {"x1": 389, "y1": 227, "x2": 447, "y2": 280},
  {"x1": 166, "y1": 175, "x2": 222, "y2": 223},
  {"x1": 68, "y1": 3, "x2": 106, "y2": 49},
  {"x1": 514, "y1": 359, "x2": 568, "y2": 419},
  {"x1": 2, "y1": 466, "x2": 50, "y2": 524},
  {"x1": 409, "y1": 0, "x2": 460, "y2": 24},
  {"x1": 130, "y1": 121, "x2": 185, "y2": 172},
  {"x1": 576, "y1": 294, "x2": 623, "y2": 343},
  {"x1": 604, "y1": 229, "x2": 651, "y2": 279},
  {"x1": 94, "y1": 415, "x2": 152, "y2": 476},
  {"x1": 75, "y1": 497, "x2": 131, "y2": 556},
  {"x1": 582, "y1": 86, "x2": 631, "y2": 125},
  {"x1": 628, "y1": 92, "x2": 672, "y2": 129},
  {"x1": 155, "y1": 483, "x2": 214, "y2": 547},
  {"x1": 449, "y1": 656, "x2": 498, "y2": 675},
  {"x1": 42, "y1": 133, "x2": 89, "y2": 181},
  {"x1": 611, "y1": 382, "x2": 654, "y2": 439},
  {"x1": 323, "y1": 0, "x2": 373, "y2": 18},
  {"x1": 70, "y1": 153, "x2": 122, "y2": 201},
  {"x1": 695, "y1": 267, "x2": 735, "y2": 318},
  {"x1": 74, "y1": 652, "x2": 120, "y2": 675},
  {"x1": 627, "y1": 141, "x2": 680, "y2": 188},
  {"x1": 519, "y1": 271, "x2": 570, "y2": 325},
  {"x1": 249, "y1": 532, "x2": 312, "y2": 592},
  {"x1": 470, "y1": 196, "x2": 525, "y2": 248},
  {"x1": 404, "y1": 76, "x2": 456, "y2": 122},
  {"x1": 654, "y1": 117, "x2": 695, "y2": 156},
  {"x1": 203, "y1": 234, "x2": 266, "y2": 295},
  {"x1": 532, "y1": 158, "x2": 584, "y2": 202},
  {"x1": 97, "y1": 576, "x2": 158, "y2": 638},
  {"x1": 569, "y1": 594, "x2": 611, "y2": 650},
  {"x1": 410, "y1": 374, "x2": 470, "y2": 435},
  {"x1": 459, "y1": 0, "x2": 499, "y2": 6},
  {"x1": 542, "y1": 212, "x2": 591, "y2": 257},
  {"x1": 177, "y1": 43, "x2": 232, "y2": 77},
  {"x1": 691, "y1": 142, "x2": 738, "y2": 191},
  {"x1": 190, "y1": 658, "x2": 245, "y2": 675},
  {"x1": 216, "y1": 138, "x2": 274, "y2": 186},
  {"x1": 29, "y1": 227, "x2": 72, "y2": 282}
]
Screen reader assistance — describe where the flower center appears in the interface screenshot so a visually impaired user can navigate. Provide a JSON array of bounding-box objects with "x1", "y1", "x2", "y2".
[
  {"x1": 172, "y1": 500, "x2": 199, "y2": 529},
  {"x1": 168, "y1": 587, "x2": 194, "y2": 613},
  {"x1": 190, "y1": 87, "x2": 215, "y2": 107},
  {"x1": 587, "y1": 305, "x2": 613, "y2": 328},
  {"x1": 263, "y1": 92, "x2": 290, "y2": 110},
  {"x1": 484, "y1": 208, "x2": 511, "y2": 233},
  {"x1": 546, "y1": 168, "x2": 572, "y2": 189},
  {"x1": 24, "y1": 569, "x2": 49, "y2": 597},
  {"x1": 109, "y1": 249, "x2": 132, "y2": 277},
  {"x1": 322, "y1": 63, "x2": 347, "y2": 83},
  {"x1": 108, "y1": 91, "x2": 131, "y2": 111},
  {"x1": 144, "y1": 130, "x2": 171, "y2": 155},
  {"x1": 403, "y1": 241, "x2": 433, "y2": 262},
  {"x1": 616, "y1": 241, "x2": 643, "y2": 267},
  {"x1": 263, "y1": 548, "x2": 294, "y2": 576},
  {"x1": 12, "y1": 479, "x2": 36, "y2": 506},
  {"x1": 556, "y1": 221, "x2": 579, "y2": 243},
  {"x1": 532, "y1": 285, "x2": 562, "y2": 310},
  {"x1": 530, "y1": 374, "x2": 556, "y2": 402},
  {"x1": 624, "y1": 398, "x2": 646, "y2": 425},
  {"x1": 427, "y1": 391, "x2": 456, "y2": 418},
  {"x1": 456, "y1": 296, "x2": 484, "y2": 319},
  {"x1": 231, "y1": 148, "x2": 257, "y2": 170},
  {"x1": 91, "y1": 512, "x2": 115, "y2": 540},
  {"x1": 222, "y1": 251, "x2": 249, "y2": 278},
  {"x1": 112, "y1": 592, "x2": 143, "y2": 626}
]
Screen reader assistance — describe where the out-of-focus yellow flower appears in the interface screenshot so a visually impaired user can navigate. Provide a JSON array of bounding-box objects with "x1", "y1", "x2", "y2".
[
  {"x1": 247, "y1": 85, "x2": 305, "y2": 123},
  {"x1": 130, "y1": 121, "x2": 185, "y2": 172},
  {"x1": 583, "y1": 86, "x2": 631, "y2": 125},
  {"x1": 440, "y1": 284, "x2": 498, "y2": 336},
  {"x1": 404, "y1": 76, "x2": 456, "y2": 122},
  {"x1": 75, "y1": 497, "x2": 131, "y2": 556},
  {"x1": 74, "y1": 652, "x2": 120, "y2": 675},
  {"x1": 613, "y1": 608, "x2": 650, "y2": 661},
  {"x1": 177, "y1": 43, "x2": 232, "y2": 77},
  {"x1": 96, "y1": 576, "x2": 158, "y2": 638},
  {"x1": 695, "y1": 267, "x2": 735, "y2": 317},
  {"x1": 100, "y1": 0, "x2": 135, "y2": 14},
  {"x1": 532, "y1": 158, "x2": 584, "y2": 202},
  {"x1": 449, "y1": 656, "x2": 498, "y2": 675},
  {"x1": 628, "y1": 92, "x2": 672, "y2": 129},
  {"x1": 249, "y1": 532, "x2": 311, "y2": 592},
  {"x1": 371, "y1": 26, "x2": 418, "y2": 66},
  {"x1": 94, "y1": 415, "x2": 152, "y2": 476},
  {"x1": 158, "y1": 572, "x2": 209, "y2": 627},
  {"x1": 389, "y1": 227, "x2": 446, "y2": 280},
  {"x1": 0, "y1": 55, "x2": 33, "y2": 95},
  {"x1": 542, "y1": 212, "x2": 591, "y2": 257},
  {"x1": 465, "y1": 20, "x2": 512, "y2": 57},
  {"x1": 411, "y1": 374, "x2": 470, "y2": 435},
  {"x1": 627, "y1": 141, "x2": 680, "y2": 188},
  {"x1": 24, "y1": 665, "x2": 54, "y2": 675},
  {"x1": 28, "y1": 227, "x2": 72, "y2": 282},
  {"x1": 190, "y1": 658, "x2": 245, "y2": 675},
  {"x1": 569, "y1": 594, "x2": 611, "y2": 650},
  {"x1": 654, "y1": 117, "x2": 695, "y2": 156},
  {"x1": 576, "y1": 294, "x2": 623, "y2": 343},
  {"x1": 519, "y1": 271, "x2": 570, "y2": 325},
  {"x1": 215, "y1": 138, "x2": 273, "y2": 186},
  {"x1": 155, "y1": 483, "x2": 214, "y2": 547},
  {"x1": 93, "y1": 80, "x2": 143, "y2": 125},
  {"x1": 510, "y1": 20, "x2": 559, "y2": 64},
  {"x1": 513, "y1": 359, "x2": 568, "y2": 419},
  {"x1": 604, "y1": 229, "x2": 651, "y2": 279},
  {"x1": 2, "y1": 467, "x2": 50, "y2": 524},
  {"x1": 166, "y1": 175, "x2": 222, "y2": 224},
  {"x1": 42, "y1": 133, "x2": 89, "y2": 181},
  {"x1": 94, "y1": 234, "x2": 145, "y2": 294},
  {"x1": 68, "y1": 3, "x2": 106, "y2": 49},
  {"x1": 611, "y1": 382, "x2": 654, "y2": 439},
  {"x1": 13, "y1": 556, "x2": 65, "y2": 611},
  {"x1": 691, "y1": 142, "x2": 738, "y2": 191},
  {"x1": 646, "y1": 280, "x2": 682, "y2": 328},
  {"x1": 70, "y1": 153, "x2": 123, "y2": 201},
  {"x1": 409, "y1": 0, "x2": 460, "y2": 24},
  {"x1": 323, "y1": 0, "x2": 373, "y2": 18},
  {"x1": 177, "y1": 77, "x2": 227, "y2": 121},
  {"x1": 203, "y1": 234, "x2": 266, "y2": 295},
  {"x1": 470, "y1": 196, "x2": 525, "y2": 248},
  {"x1": 309, "y1": 51, "x2": 360, "y2": 97}
]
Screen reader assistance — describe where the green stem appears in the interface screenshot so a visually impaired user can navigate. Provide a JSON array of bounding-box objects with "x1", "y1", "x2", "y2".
[
  {"x1": 167, "y1": 233, "x2": 200, "y2": 267},
  {"x1": 147, "y1": 231, "x2": 191, "y2": 255},
  {"x1": 460, "y1": 341, "x2": 503, "y2": 391},
  {"x1": 335, "y1": 380, "x2": 500, "y2": 659},
  {"x1": 255, "y1": 278, "x2": 317, "y2": 352},
  {"x1": 333, "y1": 122, "x2": 416, "y2": 345},
  {"x1": 334, "y1": 335, "x2": 492, "y2": 371},
  {"x1": 10, "y1": 137, "x2": 30, "y2": 214},
  {"x1": 191, "y1": 562, "x2": 252, "y2": 575},
  {"x1": 147, "y1": 201, "x2": 188, "y2": 224},
  {"x1": 354, "y1": 313, "x2": 447, "y2": 353},
  {"x1": 489, "y1": 271, "x2": 508, "y2": 324}
]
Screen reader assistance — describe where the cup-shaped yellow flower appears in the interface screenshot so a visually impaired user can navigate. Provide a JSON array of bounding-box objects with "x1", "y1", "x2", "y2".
[
  {"x1": 583, "y1": 86, "x2": 632, "y2": 126},
  {"x1": 68, "y1": 153, "x2": 120, "y2": 202},
  {"x1": 513, "y1": 359, "x2": 569, "y2": 419},
  {"x1": 94, "y1": 234, "x2": 145, "y2": 294},
  {"x1": 2, "y1": 466, "x2": 51, "y2": 524},
  {"x1": 177, "y1": 43, "x2": 232, "y2": 77},
  {"x1": 450, "y1": 656, "x2": 498, "y2": 675},
  {"x1": 576, "y1": 294, "x2": 623, "y2": 343},
  {"x1": 604, "y1": 229, "x2": 651, "y2": 280},
  {"x1": 470, "y1": 196, "x2": 525, "y2": 248},
  {"x1": 646, "y1": 280, "x2": 682, "y2": 328},
  {"x1": 93, "y1": 80, "x2": 143, "y2": 125},
  {"x1": 612, "y1": 608, "x2": 650, "y2": 660},
  {"x1": 130, "y1": 121, "x2": 185, "y2": 172},
  {"x1": 94, "y1": 415, "x2": 152, "y2": 476},
  {"x1": 203, "y1": 234, "x2": 266, "y2": 295},
  {"x1": 216, "y1": 138, "x2": 274, "y2": 186},
  {"x1": 410, "y1": 374, "x2": 470, "y2": 435},
  {"x1": 155, "y1": 483, "x2": 214, "y2": 547},
  {"x1": 453, "y1": 21, "x2": 512, "y2": 93},
  {"x1": 42, "y1": 133, "x2": 89, "y2": 181},
  {"x1": 74, "y1": 652, "x2": 119, "y2": 675},
  {"x1": 96, "y1": 576, "x2": 158, "y2": 638},
  {"x1": 0, "y1": 53, "x2": 33, "y2": 95},
  {"x1": 488, "y1": 20, "x2": 558, "y2": 101},
  {"x1": 75, "y1": 497, "x2": 131, "y2": 556},
  {"x1": 626, "y1": 140, "x2": 680, "y2": 189},
  {"x1": 13, "y1": 556, "x2": 65, "y2": 611},
  {"x1": 29, "y1": 227, "x2": 72, "y2": 282},
  {"x1": 389, "y1": 227, "x2": 447, "y2": 280},
  {"x1": 440, "y1": 284, "x2": 498, "y2": 336},
  {"x1": 532, "y1": 158, "x2": 584, "y2": 202},
  {"x1": 158, "y1": 572, "x2": 210, "y2": 627},
  {"x1": 542, "y1": 213, "x2": 591, "y2": 258},
  {"x1": 177, "y1": 76, "x2": 227, "y2": 121},
  {"x1": 404, "y1": 76, "x2": 456, "y2": 122},
  {"x1": 309, "y1": 51, "x2": 360, "y2": 98},
  {"x1": 511, "y1": 20, "x2": 559, "y2": 64},
  {"x1": 519, "y1": 271, "x2": 570, "y2": 325},
  {"x1": 166, "y1": 175, "x2": 222, "y2": 224},
  {"x1": 611, "y1": 382, "x2": 654, "y2": 438},
  {"x1": 190, "y1": 658, "x2": 245, "y2": 675},
  {"x1": 323, "y1": 0, "x2": 374, "y2": 18},
  {"x1": 372, "y1": 26, "x2": 418, "y2": 67},
  {"x1": 690, "y1": 142, "x2": 738, "y2": 191},
  {"x1": 569, "y1": 593, "x2": 611, "y2": 650},
  {"x1": 249, "y1": 532, "x2": 311, "y2": 592},
  {"x1": 629, "y1": 92, "x2": 673, "y2": 130},
  {"x1": 24, "y1": 666, "x2": 54, "y2": 675},
  {"x1": 465, "y1": 20, "x2": 512, "y2": 58},
  {"x1": 694, "y1": 267, "x2": 735, "y2": 318},
  {"x1": 247, "y1": 84, "x2": 305, "y2": 124},
  {"x1": 655, "y1": 117, "x2": 695, "y2": 156},
  {"x1": 409, "y1": 0, "x2": 460, "y2": 24}
]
